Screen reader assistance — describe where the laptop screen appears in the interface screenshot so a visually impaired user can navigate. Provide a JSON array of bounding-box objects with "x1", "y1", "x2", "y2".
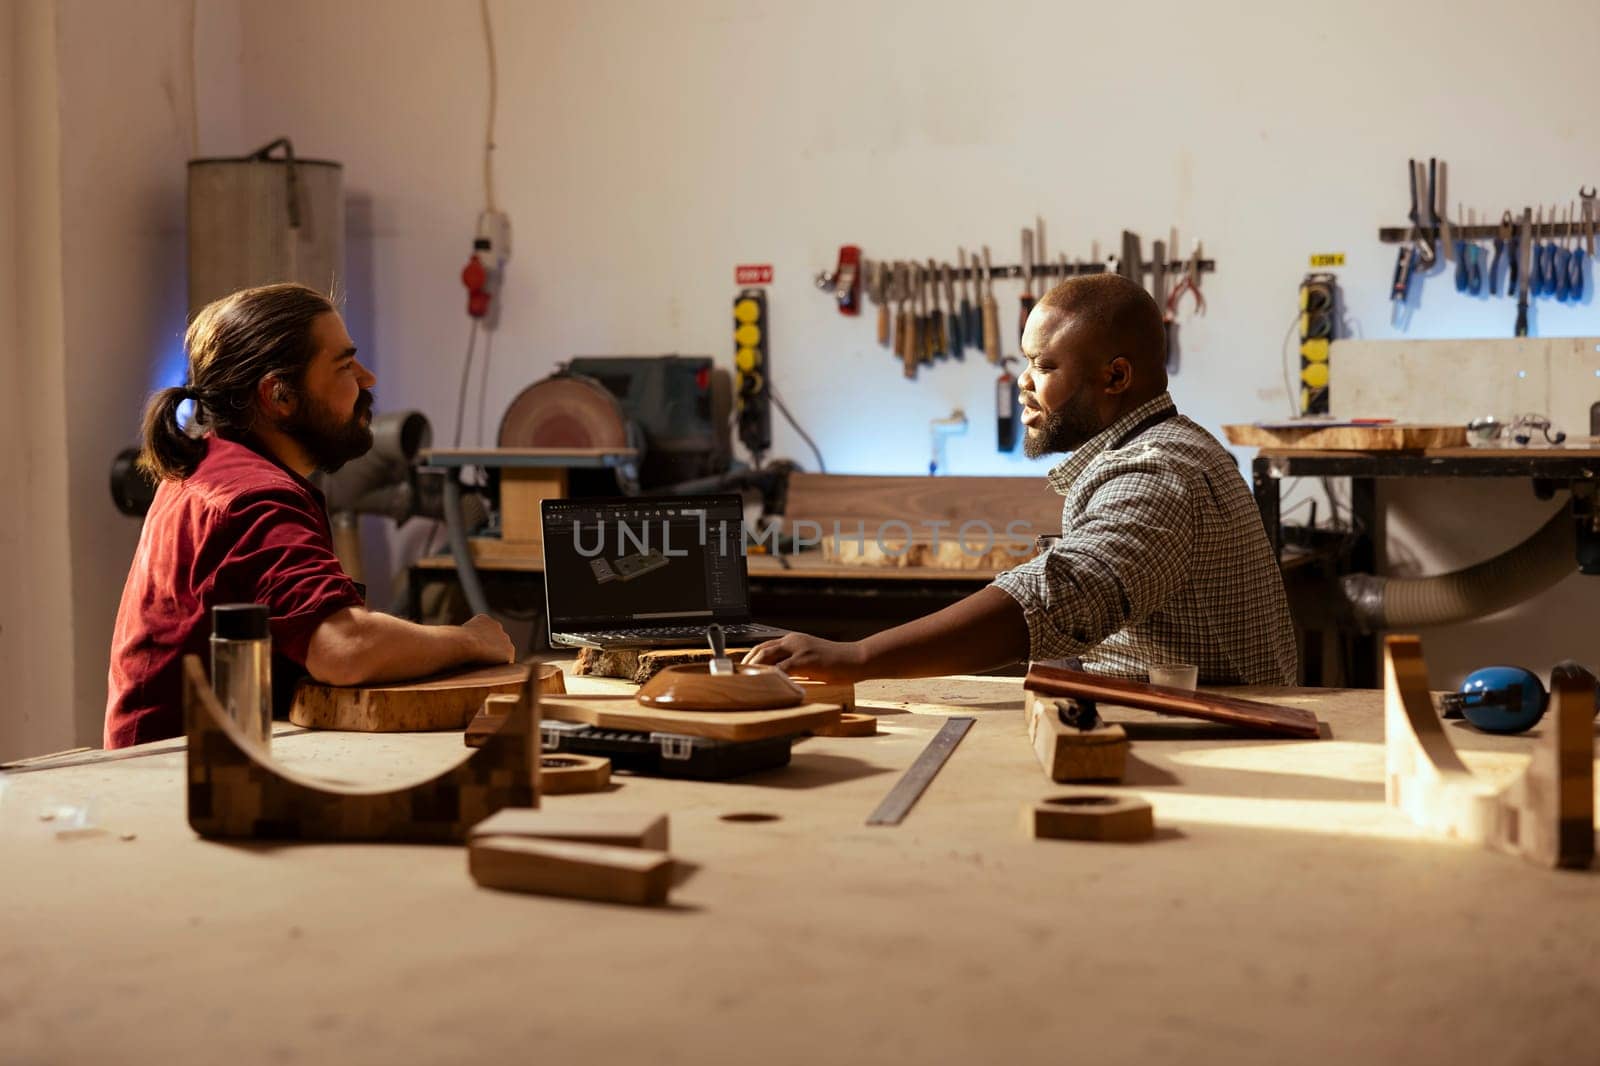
[{"x1": 541, "y1": 494, "x2": 752, "y2": 630}]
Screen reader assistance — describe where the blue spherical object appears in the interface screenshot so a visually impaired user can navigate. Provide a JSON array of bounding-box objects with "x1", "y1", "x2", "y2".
[{"x1": 1456, "y1": 666, "x2": 1547, "y2": 734}]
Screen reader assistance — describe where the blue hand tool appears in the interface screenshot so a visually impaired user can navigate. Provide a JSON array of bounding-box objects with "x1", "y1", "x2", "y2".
[
  {"x1": 1565, "y1": 205, "x2": 1584, "y2": 299},
  {"x1": 1442, "y1": 662, "x2": 1600, "y2": 734},
  {"x1": 1553, "y1": 206, "x2": 1572, "y2": 301}
]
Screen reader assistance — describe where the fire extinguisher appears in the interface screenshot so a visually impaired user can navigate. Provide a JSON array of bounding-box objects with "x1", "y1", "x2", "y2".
[{"x1": 996, "y1": 356, "x2": 1020, "y2": 452}]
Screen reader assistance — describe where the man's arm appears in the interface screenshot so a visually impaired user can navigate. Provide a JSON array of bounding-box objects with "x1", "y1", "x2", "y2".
[
  {"x1": 304, "y1": 607, "x2": 514, "y2": 687},
  {"x1": 742, "y1": 586, "x2": 1029, "y2": 682}
]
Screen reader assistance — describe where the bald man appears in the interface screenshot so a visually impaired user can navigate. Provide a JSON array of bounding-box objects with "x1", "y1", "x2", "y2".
[{"x1": 745, "y1": 273, "x2": 1297, "y2": 685}]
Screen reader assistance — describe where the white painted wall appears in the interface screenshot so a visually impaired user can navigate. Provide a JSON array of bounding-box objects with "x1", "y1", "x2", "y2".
[
  {"x1": 0, "y1": 0, "x2": 244, "y2": 760},
  {"x1": 1, "y1": 0, "x2": 77, "y2": 762},
  {"x1": 6, "y1": 0, "x2": 1600, "y2": 757},
  {"x1": 1, "y1": 0, "x2": 25, "y2": 755}
]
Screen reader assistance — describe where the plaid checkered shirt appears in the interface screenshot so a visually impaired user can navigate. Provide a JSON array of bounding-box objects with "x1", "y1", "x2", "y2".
[{"x1": 990, "y1": 391, "x2": 1297, "y2": 685}]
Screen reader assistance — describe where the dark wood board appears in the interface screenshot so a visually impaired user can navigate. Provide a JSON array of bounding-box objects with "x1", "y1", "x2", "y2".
[{"x1": 1023, "y1": 664, "x2": 1320, "y2": 739}]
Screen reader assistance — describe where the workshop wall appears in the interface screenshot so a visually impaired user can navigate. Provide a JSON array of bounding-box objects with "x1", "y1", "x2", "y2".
[{"x1": 1, "y1": 0, "x2": 76, "y2": 763}]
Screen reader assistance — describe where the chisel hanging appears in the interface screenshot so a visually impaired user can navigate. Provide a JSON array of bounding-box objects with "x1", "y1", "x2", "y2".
[{"x1": 980, "y1": 246, "x2": 1000, "y2": 364}]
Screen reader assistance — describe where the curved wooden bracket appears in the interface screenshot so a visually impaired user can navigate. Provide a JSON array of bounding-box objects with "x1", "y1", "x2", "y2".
[
  {"x1": 1384, "y1": 636, "x2": 1593, "y2": 869},
  {"x1": 184, "y1": 656, "x2": 538, "y2": 842}
]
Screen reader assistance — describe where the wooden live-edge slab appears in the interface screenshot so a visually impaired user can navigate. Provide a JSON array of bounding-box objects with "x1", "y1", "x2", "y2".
[
  {"x1": 1023, "y1": 664, "x2": 1320, "y2": 739},
  {"x1": 1223, "y1": 422, "x2": 1467, "y2": 451},
  {"x1": 290, "y1": 663, "x2": 532, "y2": 732},
  {"x1": 541, "y1": 693, "x2": 840, "y2": 742}
]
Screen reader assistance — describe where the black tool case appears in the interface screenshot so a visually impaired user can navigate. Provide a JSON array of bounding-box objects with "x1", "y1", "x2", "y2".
[{"x1": 540, "y1": 720, "x2": 796, "y2": 780}]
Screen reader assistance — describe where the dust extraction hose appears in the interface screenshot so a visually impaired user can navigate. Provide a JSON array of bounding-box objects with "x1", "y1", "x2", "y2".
[{"x1": 1339, "y1": 506, "x2": 1577, "y2": 632}]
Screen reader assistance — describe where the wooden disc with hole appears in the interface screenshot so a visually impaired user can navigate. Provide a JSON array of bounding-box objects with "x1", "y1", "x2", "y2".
[
  {"x1": 541, "y1": 754, "x2": 611, "y2": 795},
  {"x1": 1023, "y1": 794, "x2": 1153, "y2": 842},
  {"x1": 812, "y1": 712, "x2": 877, "y2": 737}
]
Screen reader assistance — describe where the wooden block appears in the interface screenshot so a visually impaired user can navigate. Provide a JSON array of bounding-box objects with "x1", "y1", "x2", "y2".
[
  {"x1": 542, "y1": 693, "x2": 839, "y2": 742},
  {"x1": 465, "y1": 666, "x2": 566, "y2": 747},
  {"x1": 290, "y1": 663, "x2": 531, "y2": 732},
  {"x1": 1024, "y1": 794, "x2": 1154, "y2": 842},
  {"x1": 1384, "y1": 635, "x2": 1594, "y2": 869},
  {"x1": 573, "y1": 646, "x2": 643, "y2": 679},
  {"x1": 539, "y1": 754, "x2": 611, "y2": 795},
  {"x1": 791, "y1": 677, "x2": 856, "y2": 713},
  {"x1": 469, "y1": 836, "x2": 674, "y2": 906},
  {"x1": 634, "y1": 648, "x2": 756, "y2": 684},
  {"x1": 812, "y1": 712, "x2": 877, "y2": 738},
  {"x1": 470, "y1": 808, "x2": 668, "y2": 850},
  {"x1": 1024, "y1": 664, "x2": 1320, "y2": 739},
  {"x1": 497, "y1": 467, "x2": 568, "y2": 545},
  {"x1": 1023, "y1": 690, "x2": 1126, "y2": 782}
]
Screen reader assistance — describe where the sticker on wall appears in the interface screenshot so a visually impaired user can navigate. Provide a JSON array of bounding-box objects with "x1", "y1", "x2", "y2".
[
  {"x1": 1309, "y1": 253, "x2": 1346, "y2": 268},
  {"x1": 735, "y1": 264, "x2": 774, "y2": 285}
]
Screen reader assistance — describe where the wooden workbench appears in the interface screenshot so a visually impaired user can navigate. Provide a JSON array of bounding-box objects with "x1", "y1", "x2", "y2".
[{"x1": 3, "y1": 672, "x2": 1596, "y2": 1065}]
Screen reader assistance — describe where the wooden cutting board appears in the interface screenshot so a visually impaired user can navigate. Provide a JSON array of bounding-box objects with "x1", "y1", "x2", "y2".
[
  {"x1": 1223, "y1": 422, "x2": 1466, "y2": 451},
  {"x1": 290, "y1": 663, "x2": 533, "y2": 732},
  {"x1": 1023, "y1": 664, "x2": 1320, "y2": 739},
  {"x1": 541, "y1": 693, "x2": 840, "y2": 742}
]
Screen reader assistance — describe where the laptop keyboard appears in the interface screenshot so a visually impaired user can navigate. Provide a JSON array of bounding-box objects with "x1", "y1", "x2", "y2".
[{"x1": 574, "y1": 623, "x2": 776, "y2": 642}]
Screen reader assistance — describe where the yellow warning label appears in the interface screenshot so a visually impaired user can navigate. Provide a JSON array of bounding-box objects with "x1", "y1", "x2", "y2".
[{"x1": 1309, "y1": 253, "x2": 1346, "y2": 268}]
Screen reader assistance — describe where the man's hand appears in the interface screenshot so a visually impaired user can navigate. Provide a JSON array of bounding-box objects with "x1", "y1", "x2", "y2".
[
  {"x1": 462, "y1": 613, "x2": 515, "y2": 664},
  {"x1": 742, "y1": 633, "x2": 867, "y2": 682}
]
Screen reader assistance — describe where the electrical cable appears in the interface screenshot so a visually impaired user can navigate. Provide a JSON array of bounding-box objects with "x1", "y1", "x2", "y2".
[
  {"x1": 474, "y1": 327, "x2": 495, "y2": 447},
  {"x1": 1279, "y1": 308, "x2": 1302, "y2": 418},
  {"x1": 767, "y1": 388, "x2": 827, "y2": 473},
  {"x1": 478, "y1": 0, "x2": 499, "y2": 215},
  {"x1": 452, "y1": 319, "x2": 481, "y2": 448}
]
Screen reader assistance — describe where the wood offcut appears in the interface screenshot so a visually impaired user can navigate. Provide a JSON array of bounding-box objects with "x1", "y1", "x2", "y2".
[
  {"x1": 469, "y1": 837, "x2": 675, "y2": 906},
  {"x1": 1023, "y1": 690, "x2": 1127, "y2": 782}
]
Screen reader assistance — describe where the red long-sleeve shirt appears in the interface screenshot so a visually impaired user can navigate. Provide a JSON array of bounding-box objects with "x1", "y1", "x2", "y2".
[{"x1": 104, "y1": 436, "x2": 364, "y2": 748}]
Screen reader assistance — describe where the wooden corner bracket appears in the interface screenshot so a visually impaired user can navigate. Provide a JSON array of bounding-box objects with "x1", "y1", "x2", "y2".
[
  {"x1": 183, "y1": 655, "x2": 539, "y2": 843},
  {"x1": 1385, "y1": 635, "x2": 1594, "y2": 870}
]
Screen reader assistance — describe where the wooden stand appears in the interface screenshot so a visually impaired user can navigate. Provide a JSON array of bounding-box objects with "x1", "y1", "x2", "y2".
[
  {"x1": 183, "y1": 656, "x2": 539, "y2": 842},
  {"x1": 1022, "y1": 689, "x2": 1127, "y2": 782},
  {"x1": 1384, "y1": 635, "x2": 1594, "y2": 869}
]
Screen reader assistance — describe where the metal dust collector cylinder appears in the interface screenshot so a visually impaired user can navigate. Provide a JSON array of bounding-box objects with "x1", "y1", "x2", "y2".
[{"x1": 187, "y1": 138, "x2": 343, "y2": 316}]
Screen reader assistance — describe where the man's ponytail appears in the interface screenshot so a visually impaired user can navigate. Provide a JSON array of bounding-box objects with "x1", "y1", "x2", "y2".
[{"x1": 137, "y1": 386, "x2": 207, "y2": 481}]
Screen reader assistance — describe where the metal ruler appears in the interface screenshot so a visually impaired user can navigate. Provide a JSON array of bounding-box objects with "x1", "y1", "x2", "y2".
[{"x1": 866, "y1": 716, "x2": 975, "y2": 826}]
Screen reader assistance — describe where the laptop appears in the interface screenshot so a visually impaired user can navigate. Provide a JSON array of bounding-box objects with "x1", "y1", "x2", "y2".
[{"x1": 541, "y1": 494, "x2": 789, "y2": 650}]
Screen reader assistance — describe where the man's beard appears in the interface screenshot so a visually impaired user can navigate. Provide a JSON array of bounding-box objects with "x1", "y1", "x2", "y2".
[
  {"x1": 1022, "y1": 392, "x2": 1102, "y2": 459},
  {"x1": 282, "y1": 389, "x2": 375, "y2": 473}
]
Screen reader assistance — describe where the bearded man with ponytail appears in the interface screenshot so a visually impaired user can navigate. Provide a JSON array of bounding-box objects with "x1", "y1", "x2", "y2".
[{"x1": 105, "y1": 284, "x2": 513, "y2": 748}]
